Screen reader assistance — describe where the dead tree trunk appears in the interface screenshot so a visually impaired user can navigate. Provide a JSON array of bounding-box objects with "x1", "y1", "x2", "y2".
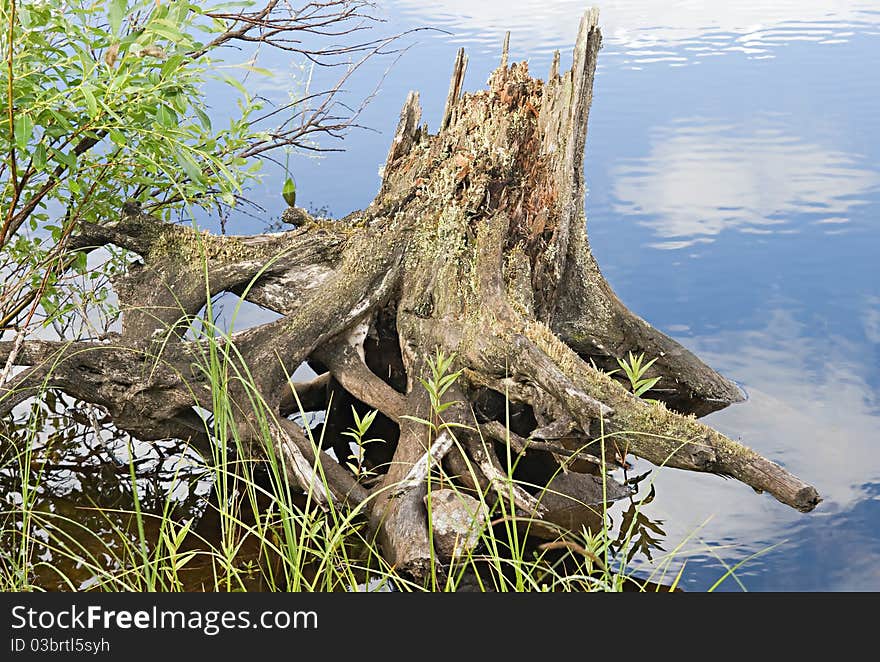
[{"x1": 0, "y1": 11, "x2": 819, "y2": 579}]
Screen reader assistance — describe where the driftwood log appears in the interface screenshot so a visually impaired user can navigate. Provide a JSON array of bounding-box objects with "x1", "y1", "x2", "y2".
[{"x1": 0, "y1": 11, "x2": 819, "y2": 579}]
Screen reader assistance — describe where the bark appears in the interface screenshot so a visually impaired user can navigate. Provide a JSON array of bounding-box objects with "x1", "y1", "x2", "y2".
[{"x1": 0, "y1": 10, "x2": 820, "y2": 581}]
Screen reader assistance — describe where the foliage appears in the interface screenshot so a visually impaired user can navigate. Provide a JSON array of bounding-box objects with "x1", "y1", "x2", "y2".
[
  {"x1": 614, "y1": 351, "x2": 661, "y2": 402},
  {"x1": 420, "y1": 348, "x2": 464, "y2": 418},
  {"x1": 282, "y1": 175, "x2": 296, "y2": 208},
  {"x1": 0, "y1": 0, "x2": 270, "y2": 329},
  {"x1": 341, "y1": 406, "x2": 382, "y2": 480},
  {"x1": 0, "y1": 0, "x2": 390, "y2": 335},
  {"x1": 399, "y1": 348, "x2": 468, "y2": 436}
]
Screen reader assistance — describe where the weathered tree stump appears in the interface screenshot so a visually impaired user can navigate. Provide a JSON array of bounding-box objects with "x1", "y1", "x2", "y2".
[{"x1": 0, "y1": 10, "x2": 819, "y2": 580}]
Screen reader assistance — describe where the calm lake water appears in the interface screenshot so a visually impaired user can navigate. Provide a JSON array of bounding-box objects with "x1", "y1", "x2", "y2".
[{"x1": 219, "y1": 0, "x2": 879, "y2": 591}]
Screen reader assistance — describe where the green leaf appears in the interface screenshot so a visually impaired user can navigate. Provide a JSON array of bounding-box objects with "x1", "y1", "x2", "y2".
[
  {"x1": 41, "y1": 296, "x2": 58, "y2": 320},
  {"x1": 52, "y1": 148, "x2": 77, "y2": 170},
  {"x1": 47, "y1": 109, "x2": 74, "y2": 132},
  {"x1": 236, "y1": 64, "x2": 274, "y2": 77},
  {"x1": 26, "y1": 6, "x2": 50, "y2": 28},
  {"x1": 216, "y1": 72, "x2": 249, "y2": 98},
  {"x1": 194, "y1": 107, "x2": 212, "y2": 131},
  {"x1": 70, "y1": 42, "x2": 94, "y2": 75},
  {"x1": 282, "y1": 176, "x2": 296, "y2": 207},
  {"x1": 633, "y1": 376, "x2": 661, "y2": 398},
  {"x1": 202, "y1": 2, "x2": 250, "y2": 13},
  {"x1": 159, "y1": 54, "x2": 186, "y2": 77},
  {"x1": 399, "y1": 415, "x2": 436, "y2": 429},
  {"x1": 108, "y1": 0, "x2": 127, "y2": 35},
  {"x1": 32, "y1": 143, "x2": 47, "y2": 170},
  {"x1": 437, "y1": 422, "x2": 475, "y2": 430},
  {"x1": 175, "y1": 149, "x2": 203, "y2": 183},
  {"x1": 72, "y1": 251, "x2": 88, "y2": 273},
  {"x1": 81, "y1": 85, "x2": 98, "y2": 119},
  {"x1": 172, "y1": 520, "x2": 193, "y2": 549},
  {"x1": 147, "y1": 22, "x2": 184, "y2": 43},
  {"x1": 156, "y1": 104, "x2": 177, "y2": 128},
  {"x1": 14, "y1": 113, "x2": 33, "y2": 151},
  {"x1": 641, "y1": 356, "x2": 659, "y2": 372},
  {"x1": 18, "y1": 7, "x2": 32, "y2": 29},
  {"x1": 170, "y1": 92, "x2": 188, "y2": 114}
]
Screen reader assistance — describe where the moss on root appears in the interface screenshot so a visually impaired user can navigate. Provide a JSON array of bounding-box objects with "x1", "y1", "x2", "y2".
[{"x1": 523, "y1": 320, "x2": 757, "y2": 467}]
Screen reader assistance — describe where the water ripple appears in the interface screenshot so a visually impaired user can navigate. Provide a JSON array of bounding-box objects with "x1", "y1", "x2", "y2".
[{"x1": 390, "y1": 0, "x2": 880, "y2": 68}]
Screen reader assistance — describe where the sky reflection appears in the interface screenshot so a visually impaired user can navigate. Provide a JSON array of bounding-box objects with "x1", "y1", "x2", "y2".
[
  {"x1": 609, "y1": 120, "x2": 880, "y2": 245},
  {"x1": 623, "y1": 306, "x2": 880, "y2": 589},
  {"x1": 390, "y1": 0, "x2": 880, "y2": 65}
]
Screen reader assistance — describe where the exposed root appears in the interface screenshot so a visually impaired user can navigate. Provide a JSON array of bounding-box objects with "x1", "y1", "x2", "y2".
[
  {"x1": 390, "y1": 431, "x2": 455, "y2": 498},
  {"x1": 269, "y1": 420, "x2": 334, "y2": 510},
  {"x1": 479, "y1": 420, "x2": 602, "y2": 471},
  {"x1": 314, "y1": 340, "x2": 407, "y2": 422},
  {"x1": 275, "y1": 419, "x2": 368, "y2": 507},
  {"x1": 464, "y1": 432, "x2": 546, "y2": 517}
]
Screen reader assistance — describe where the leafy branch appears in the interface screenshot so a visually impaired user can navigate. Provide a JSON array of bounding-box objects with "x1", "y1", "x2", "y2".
[{"x1": 0, "y1": 0, "x2": 408, "y2": 335}]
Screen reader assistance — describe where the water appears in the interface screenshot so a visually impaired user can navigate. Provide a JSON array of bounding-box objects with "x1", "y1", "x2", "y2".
[
  {"x1": 232, "y1": 0, "x2": 876, "y2": 591},
  {"x1": 7, "y1": 1, "x2": 879, "y2": 591}
]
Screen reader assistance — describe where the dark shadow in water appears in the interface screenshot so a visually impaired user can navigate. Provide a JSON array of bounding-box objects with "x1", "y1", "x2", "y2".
[
  {"x1": 0, "y1": 391, "x2": 211, "y2": 590},
  {"x1": 613, "y1": 482, "x2": 667, "y2": 564}
]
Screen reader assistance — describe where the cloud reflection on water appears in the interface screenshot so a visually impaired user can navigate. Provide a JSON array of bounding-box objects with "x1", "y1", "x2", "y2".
[
  {"x1": 609, "y1": 121, "x2": 880, "y2": 246},
  {"x1": 626, "y1": 307, "x2": 880, "y2": 588}
]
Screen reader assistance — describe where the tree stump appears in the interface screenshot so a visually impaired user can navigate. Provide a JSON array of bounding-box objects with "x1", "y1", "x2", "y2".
[{"x1": 0, "y1": 10, "x2": 820, "y2": 580}]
